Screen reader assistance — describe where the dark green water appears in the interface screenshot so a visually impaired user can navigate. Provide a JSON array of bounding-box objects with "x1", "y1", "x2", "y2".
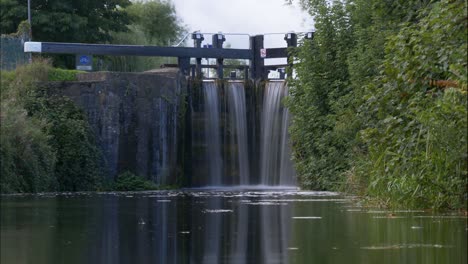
[{"x1": 1, "y1": 189, "x2": 466, "y2": 264}]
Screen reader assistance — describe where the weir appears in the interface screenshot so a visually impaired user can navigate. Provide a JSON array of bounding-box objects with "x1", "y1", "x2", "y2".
[
  {"x1": 188, "y1": 80, "x2": 294, "y2": 187},
  {"x1": 24, "y1": 31, "x2": 312, "y2": 187}
]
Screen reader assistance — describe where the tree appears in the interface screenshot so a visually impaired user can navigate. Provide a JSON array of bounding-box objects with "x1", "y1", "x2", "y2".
[
  {"x1": 287, "y1": 0, "x2": 355, "y2": 190},
  {"x1": 104, "y1": 0, "x2": 186, "y2": 72},
  {"x1": 0, "y1": 0, "x2": 131, "y2": 43},
  {"x1": 126, "y1": 0, "x2": 185, "y2": 45},
  {"x1": 288, "y1": 0, "x2": 467, "y2": 209}
]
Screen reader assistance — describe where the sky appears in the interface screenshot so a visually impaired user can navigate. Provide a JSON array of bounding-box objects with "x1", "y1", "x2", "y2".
[{"x1": 170, "y1": 0, "x2": 314, "y2": 50}]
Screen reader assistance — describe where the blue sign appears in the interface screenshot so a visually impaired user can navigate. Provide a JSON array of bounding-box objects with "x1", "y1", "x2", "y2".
[
  {"x1": 76, "y1": 54, "x2": 93, "y2": 71},
  {"x1": 79, "y1": 55, "x2": 91, "y2": 65}
]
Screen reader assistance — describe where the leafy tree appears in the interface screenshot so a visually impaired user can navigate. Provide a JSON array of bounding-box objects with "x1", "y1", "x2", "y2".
[
  {"x1": 104, "y1": 0, "x2": 186, "y2": 72},
  {"x1": 0, "y1": 0, "x2": 131, "y2": 43},
  {"x1": 287, "y1": 0, "x2": 355, "y2": 190},
  {"x1": 288, "y1": 0, "x2": 467, "y2": 209},
  {"x1": 126, "y1": 0, "x2": 185, "y2": 45},
  {"x1": 1, "y1": 0, "x2": 131, "y2": 68}
]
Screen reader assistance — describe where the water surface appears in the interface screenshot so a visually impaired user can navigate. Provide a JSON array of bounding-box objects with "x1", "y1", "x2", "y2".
[{"x1": 1, "y1": 190, "x2": 466, "y2": 264}]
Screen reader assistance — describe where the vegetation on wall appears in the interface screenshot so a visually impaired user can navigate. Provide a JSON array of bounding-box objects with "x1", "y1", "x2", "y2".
[
  {"x1": 287, "y1": 0, "x2": 467, "y2": 209},
  {"x1": 0, "y1": 60, "x2": 104, "y2": 192}
]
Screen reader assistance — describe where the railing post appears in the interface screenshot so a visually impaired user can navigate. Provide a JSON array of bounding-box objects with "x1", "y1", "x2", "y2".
[
  {"x1": 249, "y1": 35, "x2": 265, "y2": 81},
  {"x1": 178, "y1": 57, "x2": 190, "y2": 75},
  {"x1": 212, "y1": 33, "x2": 226, "y2": 79},
  {"x1": 192, "y1": 32, "x2": 204, "y2": 78},
  {"x1": 284, "y1": 32, "x2": 297, "y2": 78}
]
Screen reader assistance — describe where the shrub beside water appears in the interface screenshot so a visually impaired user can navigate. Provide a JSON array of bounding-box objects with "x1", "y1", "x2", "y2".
[
  {"x1": 288, "y1": 0, "x2": 467, "y2": 210},
  {"x1": 0, "y1": 60, "x2": 103, "y2": 192},
  {"x1": 113, "y1": 172, "x2": 159, "y2": 191}
]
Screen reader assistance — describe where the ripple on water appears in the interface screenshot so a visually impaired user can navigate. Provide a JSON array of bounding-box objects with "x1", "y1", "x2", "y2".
[
  {"x1": 361, "y1": 244, "x2": 451, "y2": 250},
  {"x1": 292, "y1": 216, "x2": 322, "y2": 219},
  {"x1": 203, "y1": 209, "x2": 233, "y2": 213}
]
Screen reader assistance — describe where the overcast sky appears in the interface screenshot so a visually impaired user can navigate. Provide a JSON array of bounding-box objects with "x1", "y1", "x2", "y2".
[{"x1": 171, "y1": 0, "x2": 314, "y2": 49}]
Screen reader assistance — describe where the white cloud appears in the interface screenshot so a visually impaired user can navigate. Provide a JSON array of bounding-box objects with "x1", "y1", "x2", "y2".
[{"x1": 171, "y1": 0, "x2": 314, "y2": 49}]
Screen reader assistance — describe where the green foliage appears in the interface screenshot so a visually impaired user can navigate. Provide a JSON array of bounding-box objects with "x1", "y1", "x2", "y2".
[
  {"x1": 0, "y1": 100, "x2": 56, "y2": 193},
  {"x1": 1, "y1": 0, "x2": 184, "y2": 70},
  {"x1": 31, "y1": 95, "x2": 103, "y2": 191},
  {"x1": 289, "y1": 0, "x2": 467, "y2": 209},
  {"x1": 48, "y1": 68, "x2": 84, "y2": 81},
  {"x1": 103, "y1": 0, "x2": 186, "y2": 72},
  {"x1": 287, "y1": 0, "x2": 355, "y2": 190},
  {"x1": 0, "y1": 0, "x2": 131, "y2": 43},
  {"x1": 0, "y1": 60, "x2": 103, "y2": 193},
  {"x1": 0, "y1": 71, "x2": 16, "y2": 98},
  {"x1": 126, "y1": 0, "x2": 184, "y2": 45},
  {"x1": 113, "y1": 171, "x2": 159, "y2": 191},
  {"x1": 1, "y1": 0, "x2": 131, "y2": 67},
  {"x1": 355, "y1": 0, "x2": 467, "y2": 209}
]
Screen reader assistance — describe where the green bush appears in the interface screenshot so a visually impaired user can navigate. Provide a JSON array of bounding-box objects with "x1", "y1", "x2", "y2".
[
  {"x1": 48, "y1": 68, "x2": 84, "y2": 81},
  {"x1": 0, "y1": 60, "x2": 103, "y2": 193},
  {"x1": 355, "y1": 0, "x2": 467, "y2": 209},
  {"x1": 113, "y1": 171, "x2": 159, "y2": 191},
  {"x1": 289, "y1": 0, "x2": 467, "y2": 209},
  {"x1": 0, "y1": 100, "x2": 56, "y2": 193}
]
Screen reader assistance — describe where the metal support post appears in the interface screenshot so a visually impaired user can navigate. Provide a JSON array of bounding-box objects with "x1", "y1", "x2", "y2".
[
  {"x1": 212, "y1": 33, "x2": 226, "y2": 79},
  {"x1": 192, "y1": 32, "x2": 204, "y2": 78},
  {"x1": 249, "y1": 35, "x2": 265, "y2": 80},
  {"x1": 305, "y1": 32, "x2": 315, "y2": 40},
  {"x1": 178, "y1": 57, "x2": 190, "y2": 75},
  {"x1": 284, "y1": 32, "x2": 297, "y2": 78},
  {"x1": 279, "y1": 68, "x2": 286, "y2": 79}
]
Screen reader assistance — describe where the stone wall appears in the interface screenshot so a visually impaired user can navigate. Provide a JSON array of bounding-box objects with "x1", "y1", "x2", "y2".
[{"x1": 48, "y1": 69, "x2": 187, "y2": 185}]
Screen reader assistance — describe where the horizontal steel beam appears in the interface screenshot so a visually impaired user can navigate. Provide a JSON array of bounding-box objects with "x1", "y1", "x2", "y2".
[
  {"x1": 265, "y1": 48, "x2": 289, "y2": 59},
  {"x1": 24, "y1": 42, "x2": 252, "y2": 60}
]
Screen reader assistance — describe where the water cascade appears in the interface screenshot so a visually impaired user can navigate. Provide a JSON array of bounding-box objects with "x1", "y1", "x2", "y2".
[
  {"x1": 278, "y1": 85, "x2": 295, "y2": 185},
  {"x1": 259, "y1": 81, "x2": 295, "y2": 186},
  {"x1": 203, "y1": 81, "x2": 223, "y2": 185},
  {"x1": 227, "y1": 82, "x2": 250, "y2": 185},
  {"x1": 191, "y1": 80, "x2": 294, "y2": 187}
]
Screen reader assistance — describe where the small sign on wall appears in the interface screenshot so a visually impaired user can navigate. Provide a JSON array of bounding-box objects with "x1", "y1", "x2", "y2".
[
  {"x1": 260, "y1": 48, "x2": 267, "y2": 58},
  {"x1": 76, "y1": 55, "x2": 93, "y2": 71}
]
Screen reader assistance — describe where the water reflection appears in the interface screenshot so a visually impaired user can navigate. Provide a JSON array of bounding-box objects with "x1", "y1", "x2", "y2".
[{"x1": 1, "y1": 191, "x2": 466, "y2": 264}]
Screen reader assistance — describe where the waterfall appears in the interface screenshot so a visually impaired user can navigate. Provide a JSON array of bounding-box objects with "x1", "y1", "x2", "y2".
[
  {"x1": 191, "y1": 80, "x2": 294, "y2": 187},
  {"x1": 279, "y1": 85, "x2": 295, "y2": 185},
  {"x1": 203, "y1": 81, "x2": 223, "y2": 185},
  {"x1": 227, "y1": 82, "x2": 250, "y2": 185},
  {"x1": 259, "y1": 81, "x2": 295, "y2": 186}
]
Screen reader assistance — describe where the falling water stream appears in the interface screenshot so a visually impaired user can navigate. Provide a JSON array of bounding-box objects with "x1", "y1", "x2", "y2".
[
  {"x1": 199, "y1": 80, "x2": 294, "y2": 186},
  {"x1": 260, "y1": 81, "x2": 295, "y2": 186},
  {"x1": 227, "y1": 82, "x2": 250, "y2": 185},
  {"x1": 203, "y1": 81, "x2": 223, "y2": 185}
]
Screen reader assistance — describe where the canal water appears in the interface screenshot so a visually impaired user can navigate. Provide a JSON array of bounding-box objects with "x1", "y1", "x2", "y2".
[{"x1": 1, "y1": 189, "x2": 466, "y2": 264}]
